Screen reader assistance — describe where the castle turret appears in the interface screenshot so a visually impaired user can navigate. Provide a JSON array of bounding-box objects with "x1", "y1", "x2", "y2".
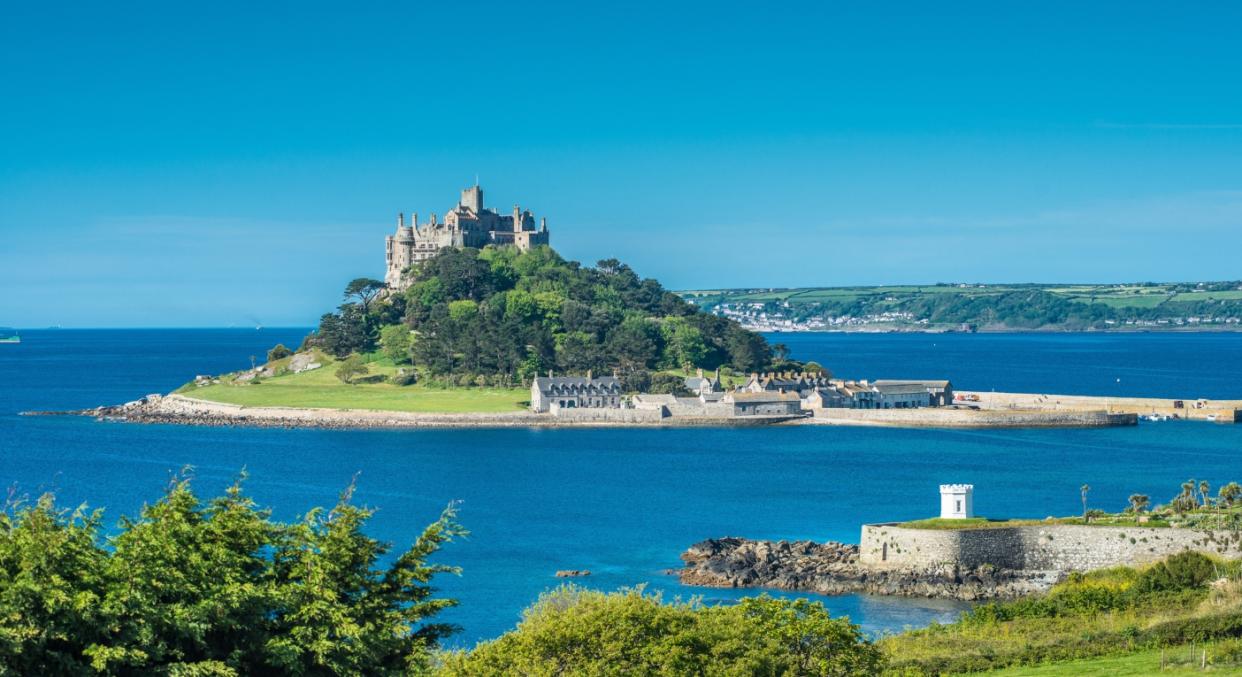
[
  {"x1": 461, "y1": 185, "x2": 482, "y2": 214},
  {"x1": 939, "y1": 484, "x2": 974, "y2": 519}
]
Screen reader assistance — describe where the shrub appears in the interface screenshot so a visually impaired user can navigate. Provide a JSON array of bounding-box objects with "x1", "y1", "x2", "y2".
[
  {"x1": 391, "y1": 369, "x2": 418, "y2": 387},
  {"x1": 266, "y1": 343, "x2": 293, "y2": 362},
  {"x1": 438, "y1": 588, "x2": 881, "y2": 676},
  {"x1": 1135, "y1": 551, "x2": 1218, "y2": 593},
  {"x1": 335, "y1": 355, "x2": 368, "y2": 384}
]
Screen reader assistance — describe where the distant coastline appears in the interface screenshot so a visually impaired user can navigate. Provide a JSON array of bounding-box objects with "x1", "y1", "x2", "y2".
[{"x1": 681, "y1": 281, "x2": 1242, "y2": 333}]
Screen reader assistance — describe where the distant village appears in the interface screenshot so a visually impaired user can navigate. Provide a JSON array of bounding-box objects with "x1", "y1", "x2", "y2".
[{"x1": 529, "y1": 369, "x2": 954, "y2": 423}]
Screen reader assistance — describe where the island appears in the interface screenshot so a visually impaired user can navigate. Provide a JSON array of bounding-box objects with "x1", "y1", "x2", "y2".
[{"x1": 34, "y1": 185, "x2": 1236, "y2": 429}]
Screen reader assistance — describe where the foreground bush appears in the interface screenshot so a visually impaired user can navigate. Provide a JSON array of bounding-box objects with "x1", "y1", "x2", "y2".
[
  {"x1": 0, "y1": 474, "x2": 463, "y2": 675},
  {"x1": 438, "y1": 587, "x2": 881, "y2": 676}
]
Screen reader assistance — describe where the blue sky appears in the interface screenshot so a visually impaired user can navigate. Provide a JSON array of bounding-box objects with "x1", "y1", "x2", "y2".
[{"x1": 2, "y1": 1, "x2": 1240, "y2": 327}]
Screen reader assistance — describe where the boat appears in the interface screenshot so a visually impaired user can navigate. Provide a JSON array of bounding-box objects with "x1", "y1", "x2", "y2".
[{"x1": 0, "y1": 328, "x2": 20, "y2": 344}]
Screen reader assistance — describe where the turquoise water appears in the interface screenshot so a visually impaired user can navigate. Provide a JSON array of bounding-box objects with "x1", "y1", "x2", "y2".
[{"x1": 3, "y1": 329, "x2": 1242, "y2": 645}]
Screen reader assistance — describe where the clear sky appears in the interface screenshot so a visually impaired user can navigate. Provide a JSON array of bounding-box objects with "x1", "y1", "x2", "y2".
[{"x1": 2, "y1": 1, "x2": 1240, "y2": 327}]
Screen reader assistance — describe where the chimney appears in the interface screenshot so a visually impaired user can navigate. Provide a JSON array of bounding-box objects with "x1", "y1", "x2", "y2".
[
  {"x1": 540, "y1": 217, "x2": 547, "y2": 232},
  {"x1": 412, "y1": 212, "x2": 419, "y2": 228},
  {"x1": 398, "y1": 212, "x2": 404, "y2": 227},
  {"x1": 547, "y1": 370, "x2": 553, "y2": 378},
  {"x1": 696, "y1": 368, "x2": 703, "y2": 378},
  {"x1": 586, "y1": 369, "x2": 593, "y2": 381}
]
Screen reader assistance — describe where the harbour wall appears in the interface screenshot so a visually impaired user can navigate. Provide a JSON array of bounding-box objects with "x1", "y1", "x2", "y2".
[
  {"x1": 962, "y1": 391, "x2": 1241, "y2": 423},
  {"x1": 810, "y1": 407, "x2": 1134, "y2": 428},
  {"x1": 859, "y1": 523, "x2": 1242, "y2": 572}
]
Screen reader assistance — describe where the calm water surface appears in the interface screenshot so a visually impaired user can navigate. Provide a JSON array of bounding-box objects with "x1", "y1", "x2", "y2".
[{"x1": 3, "y1": 329, "x2": 1241, "y2": 644}]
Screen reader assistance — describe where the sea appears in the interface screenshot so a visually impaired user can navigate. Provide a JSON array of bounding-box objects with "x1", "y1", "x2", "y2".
[{"x1": 3, "y1": 329, "x2": 1242, "y2": 646}]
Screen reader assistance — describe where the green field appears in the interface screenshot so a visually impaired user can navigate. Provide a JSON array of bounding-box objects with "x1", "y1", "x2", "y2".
[
  {"x1": 975, "y1": 645, "x2": 1242, "y2": 675},
  {"x1": 181, "y1": 353, "x2": 527, "y2": 413}
]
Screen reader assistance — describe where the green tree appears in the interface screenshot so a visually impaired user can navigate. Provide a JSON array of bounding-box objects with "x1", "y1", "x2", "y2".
[
  {"x1": 344, "y1": 278, "x2": 387, "y2": 314},
  {"x1": 0, "y1": 475, "x2": 463, "y2": 674},
  {"x1": 1127, "y1": 494, "x2": 1150, "y2": 514},
  {"x1": 660, "y1": 316, "x2": 708, "y2": 371},
  {"x1": 380, "y1": 325, "x2": 414, "y2": 364},
  {"x1": 1219, "y1": 482, "x2": 1242, "y2": 507},
  {"x1": 335, "y1": 354, "x2": 369, "y2": 384},
  {"x1": 266, "y1": 343, "x2": 292, "y2": 362}
]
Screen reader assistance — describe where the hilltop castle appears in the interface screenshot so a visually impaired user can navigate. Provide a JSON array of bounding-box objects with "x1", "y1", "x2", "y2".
[{"x1": 384, "y1": 184, "x2": 550, "y2": 290}]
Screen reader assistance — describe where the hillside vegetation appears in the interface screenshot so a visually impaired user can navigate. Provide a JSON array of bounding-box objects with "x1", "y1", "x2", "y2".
[
  {"x1": 313, "y1": 246, "x2": 779, "y2": 390},
  {"x1": 683, "y1": 281, "x2": 1242, "y2": 331}
]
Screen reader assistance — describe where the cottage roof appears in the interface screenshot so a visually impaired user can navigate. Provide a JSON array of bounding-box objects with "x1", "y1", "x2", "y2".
[
  {"x1": 532, "y1": 376, "x2": 621, "y2": 396},
  {"x1": 874, "y1": 379, "x2": 951, "y2": 389},
  {"x1": 726, "y1": 391, "x2": 802, "y2": 403}
]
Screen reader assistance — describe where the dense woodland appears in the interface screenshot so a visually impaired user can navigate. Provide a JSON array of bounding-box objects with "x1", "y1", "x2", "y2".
[{"x1": 312, "y1": 246, "x2": 778, "y2": 387}]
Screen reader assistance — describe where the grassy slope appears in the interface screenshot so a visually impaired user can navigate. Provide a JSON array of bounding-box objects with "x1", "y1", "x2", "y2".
[
  {"x1": 976, "y1": 645, "x2": 1242, "y2": 675},
  {"x1": 183, "y1": 353, "x2": 527, "y2": 413}
]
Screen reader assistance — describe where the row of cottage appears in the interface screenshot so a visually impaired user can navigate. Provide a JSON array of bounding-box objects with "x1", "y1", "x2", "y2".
[{"x1": 529, "y1": 369, "x2": 954, "y2": 419}]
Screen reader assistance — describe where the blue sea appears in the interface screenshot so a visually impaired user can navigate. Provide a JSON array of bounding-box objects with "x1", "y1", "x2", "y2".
[{"x1": 3, "y1": 329, "x2": 1242, "y2": 646}]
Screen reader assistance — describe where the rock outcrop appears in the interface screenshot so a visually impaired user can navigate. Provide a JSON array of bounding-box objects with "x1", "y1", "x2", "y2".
[{"x1": 678, "y1": 537, "x2": 1060, "y2": 600}]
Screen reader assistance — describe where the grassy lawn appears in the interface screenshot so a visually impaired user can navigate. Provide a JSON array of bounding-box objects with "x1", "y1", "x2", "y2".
[
  {"x1": 181, "y1": 353, "x2": 527, "y2": 413},
  {"x1": 900, "y1": 516, "x2": 1171, "y2": 529},
  {"x1": 975, "y1": 645, "x2": 1242, "y2": 675}
]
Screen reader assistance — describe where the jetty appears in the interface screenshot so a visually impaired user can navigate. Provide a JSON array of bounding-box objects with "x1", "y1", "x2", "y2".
[{"x1": 960, "y1": 391, "x2": 1242, "y2": 423}]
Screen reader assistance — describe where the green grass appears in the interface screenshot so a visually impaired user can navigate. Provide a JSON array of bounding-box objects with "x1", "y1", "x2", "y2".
[
  {"x1": 181, "y1": 353, "x2": 527, "y2": 413},
  {"x1": 974, "y1": 644, "x2": 1242, "y2": 675},
  {"x1": 900, "y1": 515, "x2": 1171, "y2": 529}
]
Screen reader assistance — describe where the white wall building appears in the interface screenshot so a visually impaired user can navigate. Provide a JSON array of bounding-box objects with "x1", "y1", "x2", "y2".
[{"x1": 939, "y1": 484, "x2": 974, "y2": 519}]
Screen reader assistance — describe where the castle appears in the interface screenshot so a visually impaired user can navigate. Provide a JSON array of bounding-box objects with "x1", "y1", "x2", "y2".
[{"x1": 384, "y1": 184, "x2": 550, "y2": 290}]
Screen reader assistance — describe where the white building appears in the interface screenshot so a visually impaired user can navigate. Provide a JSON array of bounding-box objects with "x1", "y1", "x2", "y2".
[{"x1": 939, "y1": 484, "x2": 974, "y2": 519}]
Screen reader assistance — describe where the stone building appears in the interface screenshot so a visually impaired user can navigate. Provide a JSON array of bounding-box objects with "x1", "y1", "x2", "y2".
[
  {"x1": 530, "y1": 372, "x2": 622, "y2": 413},
  {"x1": 684, "y1": 368, "x2": 722, "y2": 396},
  {"x1": 385, "y1": 183, "x2": 551, "y2": 289},
  {"x1": 740, "y1": 371, "x2": 833, "y2": 395},
  {"x1": 722, "y1": 391, "x2": 804, "y2": 416}
]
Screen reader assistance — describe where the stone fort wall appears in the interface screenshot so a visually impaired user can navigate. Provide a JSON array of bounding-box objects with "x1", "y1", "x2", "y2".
[{"x1": 860, "y1": 523, "x2": 1242, "y2": 572}]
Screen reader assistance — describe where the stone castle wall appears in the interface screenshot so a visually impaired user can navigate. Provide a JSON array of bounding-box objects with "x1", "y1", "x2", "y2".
[{"x1": 860, "y1": 523, "x2": 1242, "y2": 573}]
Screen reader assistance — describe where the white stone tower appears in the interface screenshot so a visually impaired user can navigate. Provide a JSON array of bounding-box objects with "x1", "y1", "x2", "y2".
[{"x1": 939, "y1": 484, "x2": 974, "y2": 519}]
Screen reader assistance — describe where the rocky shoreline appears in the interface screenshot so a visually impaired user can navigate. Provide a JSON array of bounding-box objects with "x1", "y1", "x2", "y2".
[
  {"x1": 23, "y1": 394, "x2": 786, "y2": 431},
  {"x1": 677, "y1": 537, "x2": 1060, "y2": 601}
]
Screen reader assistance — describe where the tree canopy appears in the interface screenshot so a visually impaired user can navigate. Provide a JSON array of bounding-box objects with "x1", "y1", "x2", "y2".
[
  {"x1": 0, "y1": 474, "x2": 463, "y2": 675},
  {"x1": 312, "y1": 246, "x2": 774, "y2": 387}
]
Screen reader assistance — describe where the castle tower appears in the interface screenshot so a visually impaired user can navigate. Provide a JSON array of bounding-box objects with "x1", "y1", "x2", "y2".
[
  {"x1": 939, "y1": 484, "x2": 974, "y2": 519},
  {"x1": 461, "y1": 185, "x2": 483, "y2": 214}
]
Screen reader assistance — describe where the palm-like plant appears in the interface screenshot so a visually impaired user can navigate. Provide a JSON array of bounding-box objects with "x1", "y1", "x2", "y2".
[
  {"x1": 1080, "y1": 484, "x2": 1090, "y2": 519},
  {"x1": 1200, "y1": 480, "x2": 1212, "y2": 508},
  {"x1": 1128, "y1": 494, "x2": 1150, "y2": 514}
]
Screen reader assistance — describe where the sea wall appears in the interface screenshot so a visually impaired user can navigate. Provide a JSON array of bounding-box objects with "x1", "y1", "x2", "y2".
[
  {"x1": 810, "y1": 407, "x2": 1134, "y2": 428},
  {"x1": 859, "y1": 523, "x2": 1242, "y2": 572},
  {"x1": 550, "y1": 407, "x2": 665, "y2": 423},
  {"x1": 962, "y1": 391, "x2": 1241, "y2": 423}
]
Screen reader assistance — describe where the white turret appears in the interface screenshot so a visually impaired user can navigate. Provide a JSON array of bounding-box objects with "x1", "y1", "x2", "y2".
[{"x1": 939, "y1": 484, "x2": 974, "y2": 519}]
